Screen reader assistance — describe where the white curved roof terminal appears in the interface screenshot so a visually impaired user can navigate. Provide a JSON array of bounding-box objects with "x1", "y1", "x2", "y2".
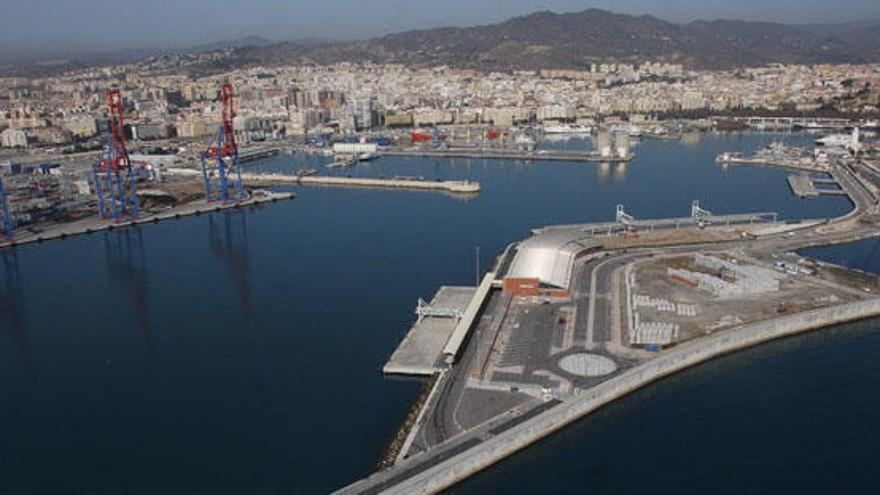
[{"x1": 506, "y1": 229, "x2": 601, "y2": 290}]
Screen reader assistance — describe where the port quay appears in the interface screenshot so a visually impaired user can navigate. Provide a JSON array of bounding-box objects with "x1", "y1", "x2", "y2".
[
  {"x1": 3, "y1": 131, "x2": 880, "y2": 493},
  {"x1": 381, "y1": 148, "x2": 633, "y2": 163},
  {"x1": 1, "y1": 44, "x2": 879, "y2": 491},
  {"x1": 0, "y1": 191, "x2": 293, "y2": 248},
  {"x1": 336, "y1": 150, "x2": 880, "y2": 493}
]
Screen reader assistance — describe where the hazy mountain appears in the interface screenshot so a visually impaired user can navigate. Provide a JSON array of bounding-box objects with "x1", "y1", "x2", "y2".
[
  {"x1": 0, "y1": 36, "x2": 275, "y2": 76},
  {"x1": 4, "y1": 10, "x2": 880, "y2": 76},
  {"x1": 228, "y1": 9, "x2": 880, "y2": 71},
  {"x1": 185, "y1": 36, "x2": 275, "y2": 54}
]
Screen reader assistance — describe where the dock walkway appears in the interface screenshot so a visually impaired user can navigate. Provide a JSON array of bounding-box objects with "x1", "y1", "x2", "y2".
[
  {"x1": 165, "y1": 168, "x2": 481, "y2": 194},
  {"x1": 384, "y1": 286, "x2": 477, "y2": 376},
  {"x1": 246, "y1": 173, "x2": 481, "y2": 193},
  {"x1": 788, "y1": 174, "x2": 845, "y2": 198}
]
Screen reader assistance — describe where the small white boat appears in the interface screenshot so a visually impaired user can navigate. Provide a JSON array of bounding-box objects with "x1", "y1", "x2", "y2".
[{"x1": 608, "y1": 123, "x2": 642, "y2": 138}]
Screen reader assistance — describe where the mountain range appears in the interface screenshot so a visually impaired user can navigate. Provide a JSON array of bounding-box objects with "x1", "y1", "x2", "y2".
[
  {"x1": 3, "y1": 9, "x2": 880, "y2": 76},
  {"x1": 229, "y1": 9, "x2": 880, "y2": 71}
]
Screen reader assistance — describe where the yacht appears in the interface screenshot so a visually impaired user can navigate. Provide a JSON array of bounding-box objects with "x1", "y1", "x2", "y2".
[
  {"x1": 515, "y1": 134, "x2": 536, "y2": 151},
  {"x1": 358, "y1": 151, "x2": 379, "y2": 162},
  {"x1": 816, "y1": 131, "x2": 855, "y2": 148},
  {"x1": 816, "y1": 134, "x2": 849, "y2": 147},
  {"x1": 608, "y1": 123, "x2": 643, "y2": 138}
]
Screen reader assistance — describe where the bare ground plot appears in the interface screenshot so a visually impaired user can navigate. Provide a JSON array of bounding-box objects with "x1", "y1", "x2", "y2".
[
  {"x1": 628, "y1": 255, "x2": 865, "y2": 344},
  {"x1": 600, "y1": 227, "x2": 746, "y2": 249}
]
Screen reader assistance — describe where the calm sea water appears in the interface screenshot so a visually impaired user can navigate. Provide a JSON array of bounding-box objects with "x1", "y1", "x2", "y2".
[{"x1": 0, "y1": 133, "x2": 871, "y2": 494}]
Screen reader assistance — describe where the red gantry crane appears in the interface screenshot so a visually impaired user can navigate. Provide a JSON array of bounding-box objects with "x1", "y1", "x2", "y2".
[
  {"x1": 93, "y1": 89, "x2": 140, "y2": 220},
  {"x1": 201, "y1": 83, "x2": 244, "y2": 202}
]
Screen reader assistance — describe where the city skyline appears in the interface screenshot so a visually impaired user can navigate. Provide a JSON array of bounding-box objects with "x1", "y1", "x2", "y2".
[{"x1": 3, "y1": 0, "x2": 879, "y2": 56}]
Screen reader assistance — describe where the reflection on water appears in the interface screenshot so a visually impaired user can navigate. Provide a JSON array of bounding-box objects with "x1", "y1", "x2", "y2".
[
  {"x1": 801, "y1": 236, "x2": 880, "y2": 275},
  {"x1": 857, "y1": 238, "x2": 880, "y2": 269},
  {"x1": 613, "y1": 161, "x2": 628, "y2": 183},
  {"x1": 680, "y1": 131, "x2": 702, "y2": 147},
  {"x1": 208, "y1": 211, "x2": 252, "y2": 316},
  {"x1": 596, "y1": 162, "x2": 610, "y2": 183},
  {"x1": 0, "y1": 249, "x2": 32, "y2": 381},
  {"x1": 596, "y1": 162, "x2": 629, "y2": 184},
  {"x1": 103, "y1": 229, "x2": 152, "y2": 351}
]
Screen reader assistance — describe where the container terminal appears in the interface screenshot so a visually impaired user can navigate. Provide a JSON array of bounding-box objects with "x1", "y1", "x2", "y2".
[{"x1": 336, "y1": 144, "x2": 880, "y2": 493}]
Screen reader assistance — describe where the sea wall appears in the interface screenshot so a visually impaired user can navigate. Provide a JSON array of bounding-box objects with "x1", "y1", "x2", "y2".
[{"x1": 382, "y1": 298, "x2": 880, "y2": 494}]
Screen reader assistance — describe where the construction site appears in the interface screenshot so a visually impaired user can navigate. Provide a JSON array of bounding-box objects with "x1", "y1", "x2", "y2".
[{"x1": 626, "y1": 252, "x2": 867, "y2": 348}]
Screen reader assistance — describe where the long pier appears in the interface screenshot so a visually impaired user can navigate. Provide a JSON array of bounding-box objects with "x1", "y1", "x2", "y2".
[
  {"x1": 0, "y1": 191, "x2": 294, "y2": 249},
  {"x1": 710, "y1": 116, "x2": 852, "y2": 131},
  {"x1": 538, "y1": 211, "x2": 779, "y2": 236},
  {"x1": 717, "y1": 155, "x2": 825, "y2": 173},
  {"x1": 382, "y1": 148, "x2": 633, "y2": 163},
  {"x1": 240, "y1": 172, "x2": 481, "y2": 194},
  {"x1": 238, "y1": 147, "x2": 281, "y2": 163}
]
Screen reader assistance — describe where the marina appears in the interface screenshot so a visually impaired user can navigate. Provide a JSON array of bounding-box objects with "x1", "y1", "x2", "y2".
[{"x1": 716, "y1": 142, "x2": 826, "y2": 173}]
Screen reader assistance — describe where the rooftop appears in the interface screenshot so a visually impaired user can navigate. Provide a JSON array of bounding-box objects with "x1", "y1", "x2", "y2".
[{"x1": 507, "y1": 228, "x2": 602, "y2": 289}]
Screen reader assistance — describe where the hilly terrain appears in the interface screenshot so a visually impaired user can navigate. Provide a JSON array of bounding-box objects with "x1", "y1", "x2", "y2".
[
  {"x1": 4, "y1": 9, "x2": 880, "y2": 76},
  {"x1": 223, "y1": 9, "x2": 880, "y2": 71}
]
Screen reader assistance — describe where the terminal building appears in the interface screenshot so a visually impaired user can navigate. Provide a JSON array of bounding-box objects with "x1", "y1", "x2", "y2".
[
  {"x1": 503, "y1": 228, "x2": 602, "y2": 295},
  {"x1": 384, "y1": 226, "x2": 603, "y2": 375}
]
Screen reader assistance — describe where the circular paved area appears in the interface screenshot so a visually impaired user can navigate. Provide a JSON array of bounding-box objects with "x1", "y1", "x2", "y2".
[{"x1": 558, "y1": 353, "x2": 618, "y2": 377}]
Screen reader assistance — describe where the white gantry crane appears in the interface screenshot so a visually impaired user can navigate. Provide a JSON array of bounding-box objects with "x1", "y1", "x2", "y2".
[
  {"x1": 691, "y1": 200, "x2": 713, "y2": 228},
  {"x1": 691, "y1": 200, "x2": 713, "y2": 219},
  {"x1": 415, "y1": 298, "x2": 465, "y2": 323},
  {"x1": 616, "y1": 204, "x2": 635, "y2": 225}
]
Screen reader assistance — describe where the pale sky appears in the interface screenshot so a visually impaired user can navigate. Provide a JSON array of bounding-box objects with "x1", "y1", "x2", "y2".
[{"x1": 2, "y1": 0, "x2": 879, "y2": 54}]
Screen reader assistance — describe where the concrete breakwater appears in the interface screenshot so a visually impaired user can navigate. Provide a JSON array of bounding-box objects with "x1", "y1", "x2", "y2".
[
  {"x1": 377, "y1": 374, "x2": 439, "y2": 471},
  {"x1": 163, "y1": 168, "x2": 481, "y2": 193},
  {"x1": 241, "y1": 172, "x2": 482, "y2": 194},
  {"x1": 362, "y1": 298, "x2": 880, "y2": 494}
]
